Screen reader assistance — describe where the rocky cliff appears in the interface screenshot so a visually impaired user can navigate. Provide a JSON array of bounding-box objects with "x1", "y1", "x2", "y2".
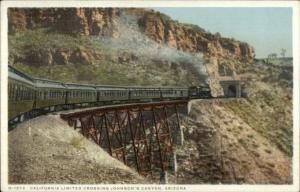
[{"x1": 8, "y1": 8, "x2": 254, "y2": 62}]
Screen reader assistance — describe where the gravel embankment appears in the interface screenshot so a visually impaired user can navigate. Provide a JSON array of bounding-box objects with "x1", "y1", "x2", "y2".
[{"x1": 9, "y1": 114, "x2": 148, "y2": 184}]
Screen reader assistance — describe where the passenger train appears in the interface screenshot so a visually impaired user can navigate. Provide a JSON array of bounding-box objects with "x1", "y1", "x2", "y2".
[{"x1": 8, "y1": 65, "x2": 212, "y2": 124}]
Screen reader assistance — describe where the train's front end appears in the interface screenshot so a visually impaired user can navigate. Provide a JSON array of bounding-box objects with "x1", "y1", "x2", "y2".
[{"x1": 188, "y1": 85, "x2": 212, "y2": 99}]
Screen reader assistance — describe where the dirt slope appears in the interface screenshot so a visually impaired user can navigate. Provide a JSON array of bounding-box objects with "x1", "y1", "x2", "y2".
[
  {"x1": 8, "y1": 115, "x2": 147, "y2": 184},
  {"x1": 177, "y1": 99, "x2": 292, "y2": 184}
]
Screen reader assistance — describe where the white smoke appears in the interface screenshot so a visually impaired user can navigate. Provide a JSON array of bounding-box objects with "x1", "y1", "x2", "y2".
[{"x1": 92, "y1": 10, "x2": 208, "y2": 83}]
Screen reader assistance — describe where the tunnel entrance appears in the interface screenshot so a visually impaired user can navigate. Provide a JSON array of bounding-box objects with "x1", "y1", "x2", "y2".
[
  {"x1": 228, "y1": 85, "x2": 237, "y2": 97},
  {"x1": 219, "y1": 80, "x2": 241, "y2": 98}
]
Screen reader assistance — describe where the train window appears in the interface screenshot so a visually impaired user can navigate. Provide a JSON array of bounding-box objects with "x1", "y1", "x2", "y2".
[
  {"x1": 15, "y1": 84, "x2": 18, "y2": 100},
  {"x1": 18, "y1": 86, "x2": 21, "y2": 100},
  {"x1": 11, "y1": 84, "x2": 14, "y2": 99},
  {"x1": 23, "y1": 87, "x2": 25, "y2": 100},
  {"x1": 19, "y1": 86, "x2": 21, "y2": 100},
  {"x1": 17, "y1": 86, "x2": 21, "y2": 100},
  {"x1": 8, "y1": 84, "x2": 11, "y2": 98},
  {"x1": 10, "y1": 84, "x2": 12, "y2": 99},
  {"x1": 27, "y1": 89, "x2": 30, "y2": 100},
  {"x1": 19, "y1": 86, "x2": 22, "y2": 100},
  {"x1": 22, "y1": 88, "x2": 24, "y2": 99},
  {"x1": 15, "y1": 85, "x2": 18, "y2": 100},
  {"x1": 8, "y1": 84, "x2": 10, "y2": 98},
  {"x1": 22, "y1": 87, "x2": 25, "y2": 100},
  {"x1": 11, "y1": 84, "x2": 13, "y2": 100},
  {"x1": 16, "y1": 86, "x2": 20, "y2": 101},
  {"x1": 24, "y1": 88, "x2": 26, "y2": 100}
]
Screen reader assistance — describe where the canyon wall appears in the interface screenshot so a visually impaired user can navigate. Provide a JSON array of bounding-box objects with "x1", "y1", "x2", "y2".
[{"x1": 8, "y1": 8, "x2": 255, "y2": 62}]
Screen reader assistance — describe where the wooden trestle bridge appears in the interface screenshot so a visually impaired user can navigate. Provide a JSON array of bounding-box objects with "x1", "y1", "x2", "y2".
[{"x1": 60, "y1": 100, "x2": 188, "y2": 183}]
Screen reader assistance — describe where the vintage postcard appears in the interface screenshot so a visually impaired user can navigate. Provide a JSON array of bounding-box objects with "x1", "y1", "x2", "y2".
[{"x1": 1, "y1": 1, "x2": 299, "y2": 192}]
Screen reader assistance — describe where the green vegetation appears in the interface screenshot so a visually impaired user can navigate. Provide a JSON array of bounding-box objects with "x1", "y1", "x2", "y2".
[
  {"x1": 222, "y1": 88, "x2": 292, "y2": 157},
  {"x1": 70, "y1": 136, "x2": 85, "y2": 150},
  {"x1": 263, "y1": 58, "x2": 293, "y2": 67},
  {"x1": 9, "y1": 28, "x2": 201, "y2": 86},
  {"x1": 9, "y1": 28, "x2": 107, "y2": 53}
]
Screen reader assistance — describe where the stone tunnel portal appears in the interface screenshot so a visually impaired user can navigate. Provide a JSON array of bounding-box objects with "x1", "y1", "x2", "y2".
[{"x1": 220, "y1": 80, "x2": 241, "y2": 98}]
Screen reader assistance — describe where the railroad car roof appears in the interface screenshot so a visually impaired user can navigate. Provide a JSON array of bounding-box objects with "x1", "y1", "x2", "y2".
[
  {"x1": 64, "y1": 83, "x2": 96, "y2": 90},
  {"x1": 96, "y1": 86, "x2": 129, "y2": 91},
  {"x1": 34, "y1": 78, "x2": 66, "y2": 89},
  {"x1": 8, "y1": 66, "x2": 34, "y2": 86},
  {"x1": 95, "y1": 85, "x2": 187, "y2": 90},
  {"x1": 160, "y1": 87, "x2": 188, "y2": 90}
]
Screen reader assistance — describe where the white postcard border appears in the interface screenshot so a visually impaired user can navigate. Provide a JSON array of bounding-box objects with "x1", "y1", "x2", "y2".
[{"x1": 1, "y1": 1, "x2": 299, "y2": 192}]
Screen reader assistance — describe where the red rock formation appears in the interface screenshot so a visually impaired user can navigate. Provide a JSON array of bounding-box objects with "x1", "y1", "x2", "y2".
[
  {"x1": 137, "y1": 10, "x2": 255, "y2": 61},
  {"x1": 8, "y1": 8, "x2": 255, "y2": 62}
]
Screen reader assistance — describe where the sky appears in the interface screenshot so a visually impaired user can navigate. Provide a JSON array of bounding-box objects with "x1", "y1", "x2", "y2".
[{"x1": 153, "y1": 8, "x2": 293, "y2": 58}]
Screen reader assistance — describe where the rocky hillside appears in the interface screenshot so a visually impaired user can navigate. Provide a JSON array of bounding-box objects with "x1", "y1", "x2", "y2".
[
  {"x1": 8, "y1": 8, "x2": 254, "y2": 86},
  {"x1": 8, "y1": 8, "x2": 254, "y2": 60}
]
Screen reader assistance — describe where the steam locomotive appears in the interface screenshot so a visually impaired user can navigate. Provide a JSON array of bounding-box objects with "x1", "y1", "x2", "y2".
[{"x1": 8, "y1": 65, "x2": 212, "y2": 124}]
